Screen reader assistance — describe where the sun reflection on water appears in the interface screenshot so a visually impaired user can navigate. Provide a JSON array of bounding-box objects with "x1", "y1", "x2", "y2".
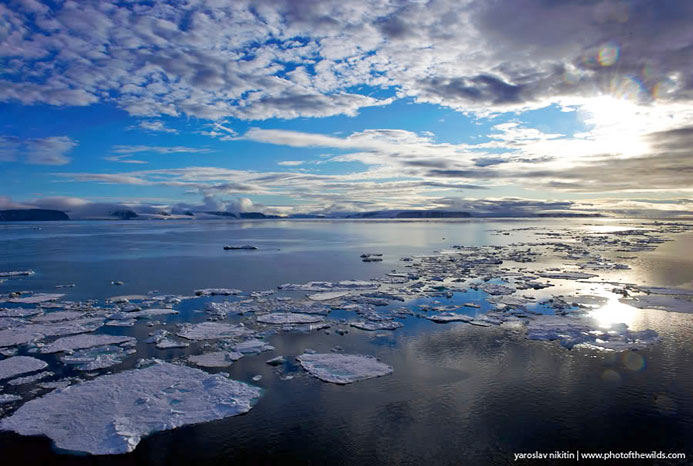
[{"x1": 589, "y1": 295, "x2": 638, "y2": 328}]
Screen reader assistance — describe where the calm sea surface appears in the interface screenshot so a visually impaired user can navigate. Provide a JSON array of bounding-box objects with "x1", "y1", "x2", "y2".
[{"x1": 1, "y1": 218, "x2": 693, "y2": 465}]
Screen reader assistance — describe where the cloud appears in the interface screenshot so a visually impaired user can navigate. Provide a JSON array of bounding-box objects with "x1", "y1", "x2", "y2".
[
  {"x1": 133, "y1": 120, "x2": 178, "y2": 134},
  {"x1": 0, "y1": 135, "x2": 77, "y2": 165},
  {"x1": 277, "y1": 160, "x2": 305, "y2": 166},
  {"x1": 110, "y1": 145, "x2": 211, "y2": 154},
  {"x1": 1, "y1": 0, "x2": 691, "y2": 121}
]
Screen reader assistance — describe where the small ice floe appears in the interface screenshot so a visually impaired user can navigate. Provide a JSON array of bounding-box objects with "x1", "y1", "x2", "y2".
[
  {"x1": 39, "y1": 334, "x2": 136, "y2": 354},
  {"x1": 620, "y1": 295, "x2": 693, "y2": 313},
  {"x1": 194, "y1": 288, "x2": 243, "y2": 297},
  {"x1": 0, "y1": 394, "x2": 22, "y2": 404},
  {"x1": 252, "y1": 375, "x2": 262, "y2": 382},
  {"x1": 31, "y1": 311, "x2": 84, "y2": 323},
  {"x1": 156, "y1": 339, "x2": 190, "y2": 349},
  {"x1": 256, "y1": 313, "x2": 325, "y2": 325},
  {"x1": 0, "y1": 270, "x2": 34, "y2": 278},
  {"x1": 297, "y1": 353, "x2": 393, "y2": 384},
  {"x1": 0, "y1": 317, "x2": 105, "y2": 347},
  {"x1": 537, "y1": 271, "x2": 598, "y2": 280},
  {"x1": 266, "y1": 356, "x2": 286, "y2": 366},
  {"x1": 62, "y1": 345, "x2": 131, "y2": 371},
  {"x1": 122, "y1": 308, "x2": 178, "y2": 319},
  {"x1": 111, "y1": 281, "x2": 124, "y2": 286},
  {"x1": 425, "y1": 313, "x2": 473, "y2": 324},
  {"x1": 6, "y1": 293, "x2": 65, "y2": 304},
  {"x1": 0, "y1": 307, "x2": 42, "y2": 318},
  {"x1": 635, "y1": 286, "x2": 693, "y2": 296},
  {"x1": 233, "y1": 338, "x2": 275, "y2": 354},
  {"x1": 177, "y1": 322, "x2": 251, "y2": 340},
  {"x1": 106, "y1": 319, "x2": 136, "y2": 327},
  {"x1": 224, "y1": 245, "x2": 258, "y2": 250},
  {"x1": 188, "y1": 351, "x2": 243, "y2": 368},
  {"x1": 8, "y1": 371, "x2": 54, "y2": 386},
  {"x1": 473, "y1": 283, "x2": 515, "y2": 296},
  {"x1": 361, "y1": 253, "x2": 383, "y2": 262},
  {"x1": 0, "y1": 361, "x2": 263, "y2": 455},
  {"x1": 307, "y1": 291, "x2": 350, "y2": 301},
  {"x1": 0, "y1": 356, "x2": 48, "y2": 380},
  {"x1": 350, "y1": 320, "x2": 403, "y2": 331},
  {"x1": 206, "y1": 301, "x2": 247, "y2": 317}
]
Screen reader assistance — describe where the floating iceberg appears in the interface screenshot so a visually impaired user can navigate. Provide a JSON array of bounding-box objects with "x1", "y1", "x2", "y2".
[
  {"x1": 0, "y1": 356, "x2": 48, "y2": 380},
  {"x1": 0, "y1": 361, "x2": 262, "y2": 455},
  {"x1": 256, "y1": 313, "x2": 325, "y2": 324},
  {"x1": 297, "y1": 353, "x2": 393, "y2": 384}
]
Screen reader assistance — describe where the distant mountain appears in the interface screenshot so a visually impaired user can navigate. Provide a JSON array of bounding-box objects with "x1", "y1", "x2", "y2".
[
  {"x1": 110, "y1": 210, "x2": 138, "y2": 220},
  {"x1": 0, "y1": 209, "x2": 70, "y2": 221},
  {"x1": 346, "y1": 210, "x2": 471, "y2": 219}
]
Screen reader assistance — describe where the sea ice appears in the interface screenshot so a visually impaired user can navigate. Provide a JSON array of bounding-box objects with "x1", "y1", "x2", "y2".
[
  {"x1": 0, "y1": 317, "x2": 105, "y2": 347},
  {"x1": 6, "y1": 293, "x2": 65, "y2": 304},
  {"x1": 256, "y1": 313, "x2": 325, "y2": 324},
  {"x1": 620, "y1": 295, "x2": 693, "y2": 313},
  {"x1": 177, "y1": 322, "x2": 251, "y2": 340},
  {"x1": 297, "y1": 353, "x2": 393, "y2": 384},
  {"x1": 425, "y1": 313, "x2": 473, "y2": 323},
  {"x1": 32, "y1": 311, "x2": 85, "y2": 323},
  {"x1": 0, "y1": 270, "x2": 34, "y2": 278},
  {"x1": 635, "y1": 286, "x2": 693, "y2": 296},
  {"x1": 0, "y1": 394, "x2": 22, "y2": 404},
  {"x1": 188, "y1": 351, "x2": 243, "y2": 368},
  {"x1": 8, "y1": 371, "x2": 54, "y2": 385},
  {"x1": 307, "y1": 291, "x2": 350, "y2": 301},
  {"x1": 194, "y1": 288, "x2": 242, "y2": 296},
  {"x1": 0, "y1": 361, "x2": 263, "y2": 455},
  {"x1": 0, "y1": 356, "x2": 48, "y2": 380},
  {"x1": 232, "y1": 339, "x2": 275, "y2": 354},
  {"x1": 39, "y1": 334, "x2": 136, "y2": 354},
  {"x1": 62, "y1": 345, "x2": 131, "y2": 371},
  {"x1": 350, "y1": 320, "x2": 404, "y2": 331}
]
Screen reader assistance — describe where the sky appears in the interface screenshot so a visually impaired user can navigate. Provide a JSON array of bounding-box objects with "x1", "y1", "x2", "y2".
[{"x1": 1, "y1": 0, "x2": 693, "y2": 217}]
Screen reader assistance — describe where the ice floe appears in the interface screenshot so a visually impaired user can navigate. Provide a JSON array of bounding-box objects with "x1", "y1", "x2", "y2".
[
  {"x1": 39, "y1": 334, "x2": 136, "y2": 354},
  {"x1": 297, "y1": 353, "x2": 393, "y2": 384},
  {"x1": 61, "y1": 345, "x2": 132, "y2": 371},
  {"x1": 232, "y1": 338, "x2": 275, "y2": 354},
  {"x1": 6, "y1": 293, "x2": 65, "y2": 304},
  {"x1": 0, "y1": 356, "x2": 48, "y2": 380},
  {"x1": 620, "y1": 295, "x2": 693, "y2": 313},
  {"x1": 188, "y1": 351, "x2": 243, "y2": 368},
  {"x1": 256, "y1": 313, "x2": 325, "y2": 324},
  {"x1": 177, "y1": 322, "x2": 251, "y2": 340},
  {"x1": 0, "y1": 361, "x2": 262, "y2": 455}
]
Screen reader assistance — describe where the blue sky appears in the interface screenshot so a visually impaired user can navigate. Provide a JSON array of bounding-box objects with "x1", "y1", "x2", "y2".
[{"x1": 1, "y1": 0, "x2": 692, "y2": 217}]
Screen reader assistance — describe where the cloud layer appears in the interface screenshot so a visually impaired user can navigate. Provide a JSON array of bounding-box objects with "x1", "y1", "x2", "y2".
[{"x1": 2, "y1": 0, "x2": 692, "y2": 120}]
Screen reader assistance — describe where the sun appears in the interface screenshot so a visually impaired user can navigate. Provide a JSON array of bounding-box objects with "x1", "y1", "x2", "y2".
[{"x1": 580, "y1": 96, "x2": 651, "y2": 157}]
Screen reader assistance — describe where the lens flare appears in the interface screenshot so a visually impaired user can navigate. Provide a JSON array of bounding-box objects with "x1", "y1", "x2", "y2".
[{"x1": 598, "y1": 42, "x2": 620, "y2": 66}]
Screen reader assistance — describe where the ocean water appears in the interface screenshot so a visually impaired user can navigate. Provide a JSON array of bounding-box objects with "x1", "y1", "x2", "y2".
[{"x1": 1, "y1": 218, "x2": 693, "y2": 465}]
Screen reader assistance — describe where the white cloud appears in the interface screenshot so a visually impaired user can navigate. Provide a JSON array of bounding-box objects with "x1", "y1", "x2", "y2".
[{"x1": 0, "y1": 135, "x2": 77, "y2": 165}]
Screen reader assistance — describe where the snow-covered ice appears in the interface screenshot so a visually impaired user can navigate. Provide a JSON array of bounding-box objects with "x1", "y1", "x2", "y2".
[
  {"x1": 0, "y1": 356, "x2": 48, "y2": 380},
  {"x1": 39, "y1": 334, "x2": 136, "y2": 354},
  {"x1": 177, "y1": 322, "x2": 251, "y2": 340},
  {"x1": 233, "y1": 339, "x2": 275, "y2": 354},
  {"x1": 188, "y1": 351, "x2": 243, "y2": 368},
  {"x1": 0, "y1": 361, "x2": 263, "y2": 455},
  {"x1": 256, "y1": 313, "x2": 325, "y2": 324},
  {"x1": 297, "y1": 353, "x2": 393, "y2": 384}
]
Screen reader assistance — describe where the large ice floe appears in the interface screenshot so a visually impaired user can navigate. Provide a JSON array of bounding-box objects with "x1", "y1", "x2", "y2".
[
  {"x1": 0, "y1": 361, "x2": 262, "y2": 455},
  {"x1": 0, "y1": 317, "x2": 104, "y2": 347},
  {"x1": 297, "y1": 353, "x2": 393, "y2": 384}
]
